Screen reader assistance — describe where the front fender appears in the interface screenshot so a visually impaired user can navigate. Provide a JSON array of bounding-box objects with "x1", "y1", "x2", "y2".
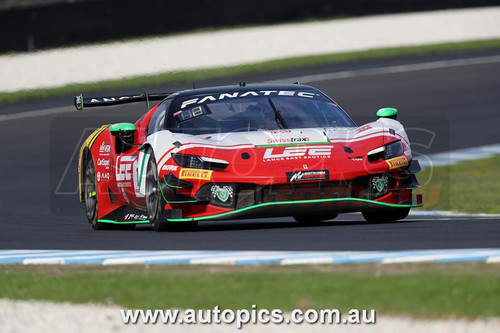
[{"x1": 78, "y1": 125, "x2": 108, "y2": 202}]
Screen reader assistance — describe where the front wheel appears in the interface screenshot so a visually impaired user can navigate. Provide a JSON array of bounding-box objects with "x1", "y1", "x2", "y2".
[
  {"x1": 145, "y1": 153, "x2": 168, "y2": 232},
  {"x1": 362, "y1": 208, "x2": 410, "y2": 223},
  {"x1": 145, "y1": 153, "x2": 198, "y2": 232}
]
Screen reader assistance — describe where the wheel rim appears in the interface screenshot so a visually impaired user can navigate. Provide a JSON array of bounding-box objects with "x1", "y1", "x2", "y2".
[
  {"x1": 145, "y1": 158, "x2": 159, "y2": 221},
  {"x1": 84, "y1": 159, "x2": 97, "y2": 221}
]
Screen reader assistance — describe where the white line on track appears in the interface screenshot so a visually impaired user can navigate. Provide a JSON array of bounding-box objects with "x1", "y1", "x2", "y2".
[
  {"x1": 0, "y1": 105, "x2": 73, "y2": 122},
  {"x1": 264, "y1": 54, "x2": 500, "y2": 84},
  {"x1": 2, "y1": 54, "x2": 500, "y2": 123}
]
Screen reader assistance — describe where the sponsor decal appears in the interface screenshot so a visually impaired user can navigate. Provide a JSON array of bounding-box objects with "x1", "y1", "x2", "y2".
[
  {"x1": 161, "y1": 164, "x2": 178, "y2": 172},
  {"x1": 116, "y1": 163, "x2": 132, "y2": 181},
  {"x1": 99, "y1": 141, "x2": 111, "y2": 154},
  {"x1": 269, "y1": 129, "x2": 292, "y2": 134},
  {"x1": 372, "y1": 174, "x2": 388, "y2": 193},
  {"x1": 124, "y1": 213, "x2": 148, "y2": 221},
  {"x1": 263, "y1": 145, "x2": 333, "y2": 162},
  {"x1": 179, "y1": 168, "x2": 213, "y2": 181},
  {"x1": 97, "y1": 158, "x2": 110, "y2": 169},
  {"x1": 286, "y1": 170, "x2": 330, "y2": 183},
  {"x1": 75, "y1": 94, "x2": 83, "y2": 110},
  {"x1": 386, "y1": 155, "x2": 409, "y2": 169},
  {"x1": 90, "y1": 95, "x2": 140, "y2": 103},
  {"x1": 96, "y1": 172, "x2": 110, "y2": 182},
  {"x1": 266, "y1": 137, "x2": 310, "y2": 144},
  {"x1": 180, "y1": 90, "x2": 317, "y2": 109},
  {"x1": 115, "y1": 156, "x2": 136, "y2": 181},
  {"x1": 211, "y1": 185, "x2": 234, "y2": 203},
  {"x1": 302, "y1": 164, "x2": 308, "y2": 169}
]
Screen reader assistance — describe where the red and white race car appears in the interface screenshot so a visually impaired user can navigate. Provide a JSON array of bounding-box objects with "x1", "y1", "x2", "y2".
[{"x1": 76, "y1": 83, "x2": 422, "y2": 231}]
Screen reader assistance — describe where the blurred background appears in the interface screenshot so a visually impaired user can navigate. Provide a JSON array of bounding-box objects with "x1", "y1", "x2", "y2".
[{"x1": 1, "y1": 0, "x2": 498, "y2": 53}]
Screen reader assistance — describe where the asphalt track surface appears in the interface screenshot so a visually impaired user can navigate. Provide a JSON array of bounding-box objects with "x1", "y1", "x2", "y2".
[{"x1": 0, "y1": 50, "x2": 499, "y2": 250}]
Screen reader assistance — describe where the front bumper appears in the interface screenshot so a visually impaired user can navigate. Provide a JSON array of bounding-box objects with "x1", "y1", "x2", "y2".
[{"x1": 159, "y1": 163, "x2": 423, "y2": 222}]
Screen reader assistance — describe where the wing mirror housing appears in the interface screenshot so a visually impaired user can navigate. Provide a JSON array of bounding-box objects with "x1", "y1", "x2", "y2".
[
  {"x1": 110, "y1": 123, "x2": 136, "y2": 153},
  {"x1": 376, "y1": 107, "x2": 398, "y2": 120},
  {"x1": 110, "y1": 123, "x2": 136, "y2": 137}
]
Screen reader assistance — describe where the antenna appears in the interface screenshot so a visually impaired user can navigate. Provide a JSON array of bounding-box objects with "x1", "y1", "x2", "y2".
[
  {"x1": 192, "y1": 82, "x2": 196, "y2": 89},
  {"x1": 141, "y1": 88, "x2": 150, "y2": 111}
]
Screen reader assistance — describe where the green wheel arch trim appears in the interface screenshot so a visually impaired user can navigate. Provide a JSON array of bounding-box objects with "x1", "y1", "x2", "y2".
[
  {"x1": 109, "y1": 122, "x2": 136, "y2": 133},
  {"x1": 159, "y1": 176, "x2": 198, "y2": 204},
  {"x1": 376, "y1": 107, "x2": 398, "y2": 119},
  {"x1": 167, "y1": 197, "x2": 422, "y2": 222},
  {"x1": 163, "y1": 175, "x2": 184, "y2": 189}
]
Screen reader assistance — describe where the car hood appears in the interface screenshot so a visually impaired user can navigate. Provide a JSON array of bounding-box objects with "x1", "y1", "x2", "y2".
[
  {"x1": 149, "y1": 118, "x2": 410, "y2": 174},
  {"x1": 169, "y1": 118, "x2": 406, "y2": 148}
]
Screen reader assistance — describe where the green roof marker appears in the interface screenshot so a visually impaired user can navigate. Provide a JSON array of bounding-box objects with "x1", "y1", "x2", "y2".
[{"x1": 376, "y1": 107, "x2": 398, "y2": 119}]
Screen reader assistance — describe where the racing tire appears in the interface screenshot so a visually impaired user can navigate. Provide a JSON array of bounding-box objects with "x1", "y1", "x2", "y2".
[
  {"x1": 145, "y1": 154, "x2": 198, "y2": 232},
  {"x1": 83, "y1": 153, "x2": 106, "y2": 230},
  {"x1": 145, "y1": 153, "x2": 168, "y2": 232},
  {"x1": 362, "y1": 207, "x2": 410, "y2": 223},
  {"x1": 293, "y1": 213, "x2": 338, "y2": 225}
]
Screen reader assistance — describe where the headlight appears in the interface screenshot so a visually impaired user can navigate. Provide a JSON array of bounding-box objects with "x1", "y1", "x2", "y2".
[
  {"x1": 384, "y1": 141, "x2": 404, "y2": 159},
  {"x1": 172, "y1": 153, "x2": 229, "y2": 171},
  {"x1": 367, "y1": 141, "x2": 403, "y2": 161}
]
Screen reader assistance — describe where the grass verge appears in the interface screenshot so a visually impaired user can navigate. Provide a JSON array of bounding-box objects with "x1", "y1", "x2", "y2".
[
  {"x1": 1, "y1": 39, "x2": 500, "y2": 105},
  {"x1": 0, "y1": 263, "x2": 498, "y2": 318},
  {"x1": 416, "y1": 155, "x2": 500, "y2": 213}
]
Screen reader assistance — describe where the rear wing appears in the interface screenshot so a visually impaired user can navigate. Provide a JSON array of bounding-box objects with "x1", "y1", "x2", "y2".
[{"x1": 74, "y1": 90, "x2": 172, "y2": 110}]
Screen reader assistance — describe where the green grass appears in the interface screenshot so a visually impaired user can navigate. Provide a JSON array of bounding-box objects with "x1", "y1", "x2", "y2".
[
  {"x1": 417, "y1": 155, "x2": 500, "y2": 213},
  {"x1": 1, "y1": 39, "x2": 500, "y2": 105},
  {"x1": 0, "y1": 263, "x2": 499, "y2": 318}
]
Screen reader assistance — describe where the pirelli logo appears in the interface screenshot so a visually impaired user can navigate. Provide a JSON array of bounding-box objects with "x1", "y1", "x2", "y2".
[
  {"x1": 179, "y1": 168, "x2": 213, "y2": 181},
  {"x1": 386, "y1": 156, "x2": 409, "y2": 169}
]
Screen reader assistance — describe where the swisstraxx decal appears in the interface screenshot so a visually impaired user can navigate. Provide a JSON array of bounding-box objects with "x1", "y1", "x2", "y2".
[
  {"x1": 286, "y1": 170, "x2": 330, "y2": 182},
  {"x1": 263, "y1": 145, "x2": 333, "y2": 162},
  {"x1": 266, "y1": 137, "x2": 310, "y2": 144}
]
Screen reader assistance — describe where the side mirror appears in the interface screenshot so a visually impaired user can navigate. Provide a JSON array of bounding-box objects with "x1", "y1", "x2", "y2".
[
  {"x1": 376, "y1": 107, "x2": 398, "y2": 120},
  {"x1": 110, "y1": 123, "x2": 136, "y2": 153},
  {"x1": 109, "y1": 123, "x2": 136, "y2": 137}
]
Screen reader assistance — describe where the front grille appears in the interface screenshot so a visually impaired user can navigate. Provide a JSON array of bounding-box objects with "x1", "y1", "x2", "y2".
[{"x1": 236, "y1": 189, "x2": 255, "y2": 209}]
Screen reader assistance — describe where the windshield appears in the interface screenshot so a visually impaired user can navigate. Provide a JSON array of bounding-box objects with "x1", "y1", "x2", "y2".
[{"x1": 170, "y1": 91, "x2": 355, "y2": 135}]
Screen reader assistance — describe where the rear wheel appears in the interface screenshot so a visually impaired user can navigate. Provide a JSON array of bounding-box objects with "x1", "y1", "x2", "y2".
[
  {"x1": 362, "y1": 207, "x2": 410, "y2": 223},
  {"x1": 83, "y1": 154, "x2": 105, "y2": 230},
  {"x1": 293, "y1": 213, "x2": 338, "y2": 225}
]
